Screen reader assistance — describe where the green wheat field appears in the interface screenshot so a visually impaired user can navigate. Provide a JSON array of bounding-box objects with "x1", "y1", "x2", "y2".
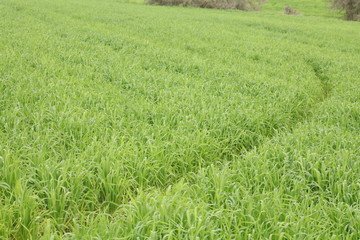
[{"x1": 1, "y1": 0, "x2": 360, "y2": 238}]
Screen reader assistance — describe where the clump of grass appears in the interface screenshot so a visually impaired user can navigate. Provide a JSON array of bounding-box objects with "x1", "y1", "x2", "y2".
[{"x1": 147, "y1": 0, "x2": 265, "y2": 11}]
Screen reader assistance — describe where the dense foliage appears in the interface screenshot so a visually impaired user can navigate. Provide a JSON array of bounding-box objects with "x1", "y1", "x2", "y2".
[
  {"x1": 148, "y1": 0, "x2": 265, "y2": 11},
  {"x1": 1, "y1": 0, "x2": 360, "y2": 238},
  {"x1": 331, "y1": 0, "x2": 360, "y2": 20}
]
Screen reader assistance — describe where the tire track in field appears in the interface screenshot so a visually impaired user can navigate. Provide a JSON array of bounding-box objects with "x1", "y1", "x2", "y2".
[
  {"x1": 305, "y1": 57, "x2": 332, "y2": 101},
  {"x1": 176, "y1": 57, "x2": 334, "y2": 185}
]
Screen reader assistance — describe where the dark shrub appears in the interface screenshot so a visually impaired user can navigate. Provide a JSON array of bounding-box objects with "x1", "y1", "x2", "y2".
[
  {"x1": 330, "y1": 0, "x2": 360, "y2": 21},
  {"x1": 148, "y1": 0, "x2": 265, "y2": 11},
  {"x1": 284, "y1": 6, "x2": 300, "y2": 15}
]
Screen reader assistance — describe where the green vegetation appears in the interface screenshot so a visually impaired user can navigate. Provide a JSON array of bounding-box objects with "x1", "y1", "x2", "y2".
[
  {"x1": 263, "y1": 0, "x2": 342, "y2": 17},
  {"x1": 1, "y1": 0, "x2": 359, "y2": 238}
]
